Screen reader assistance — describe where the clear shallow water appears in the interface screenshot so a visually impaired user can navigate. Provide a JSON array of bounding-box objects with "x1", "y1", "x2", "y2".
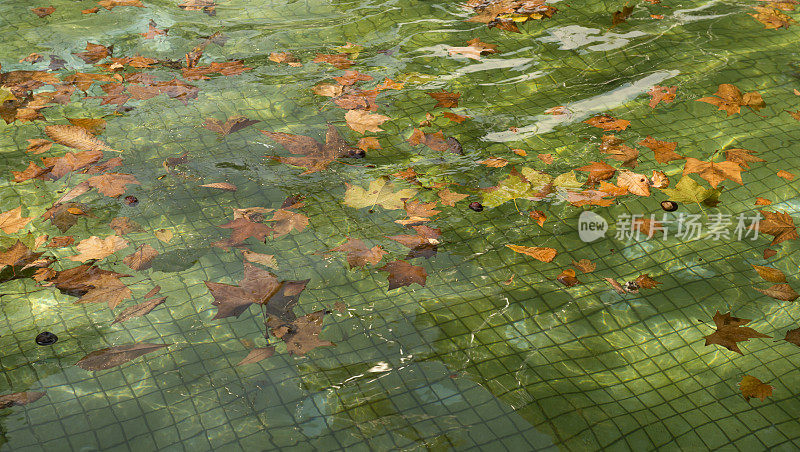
[{"x1": 0, "y1": 0, "x2": 799, "y2": 450}]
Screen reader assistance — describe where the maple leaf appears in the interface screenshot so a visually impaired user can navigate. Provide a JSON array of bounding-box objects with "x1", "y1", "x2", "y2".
[
  {"x1": 205, "y1": 263, "x2": 279, "y2": 319},
  {"x1": 87, "y1": 173, "x2": 140, "y2": 197},
  {"x1": 330, "y1": 238, "x2": 387, "y2": 268},
  {"x1": 387, "y1": 225, "x2": 442, "y2": 259},
  {"x1": 682, "y1": 158, "x2": 743, "y2": 188},
  {"x1": 123, "y1": 244, "x2": 159, "y2": 270},
  {"x1": 584, "y1": 115, "x2": 629, "y2": 131},
  {"x1": 599, "y1": 135, "x2": 638, "y2": 168},
  {"x1": 660, "y1": 176, "x2": 720, "y2": 205},
  {"x1": 437, "y1": 188, "x2": 469, "y2": 206},
  {"x1": 696, "y1": 84, "x2": 765, "y2": 115},
  {"x1": 76, "y1": 343, "x2": 169, "y2": 371},
  {"x1": 74, "y1": 43, "x2": 112, "y2": 64},
  {"x1": 725, "y1": 148, "x2": 764, "y2": 169},
  {"x1": 381, "y1": 260, "x2": 427, "y2": 289},
  {"x1": 219, "y1": 217, "x2": 272, "y2": 244},
  {"x1": 576, "y1": 161, "x2": 616, "y2": 184},
  {"x1": 783, "y1": 326, "x2": 800, "y2": 347},
  {"x1": 739, "y1": 375, "x2": 773, "y2": 401},
  {"x1": 749, "y1": 6, "x2": 795, "y2": 28},
  {"x1": 267, "y1": 310, "x2": 334, "y2": 356},
  {"x1": 68, "y1": 235, "x2": 129, "y2": 262},
  {"x1": 0, "y1": 241, "x2": 48, "y2": 280},
  {"x1": 263, "y1": 124, "x2": 357, "y2": 174},
  {"x1": 75, "y1": 274, "x2": 132, "y2": 308},
  {"x1": 638, "y1": 136, "x2": 683, "y2": 163},
  {"x1": 753, "y1": 210, "x2": 798, "y2": 245},
  {"x1": 396, "y1": 200, "x2": 440, "y2": 226},
  {"x1": 267, "y1": 209, "x2": 309, "y2": 238},
  {"x1": 140, "y1": 20, "x2": 168, "y2": 39},
  {"x1": 427, "y1": 90, "x2": 460, "y2": 108},
  {"x1": 0, "y1": 206, "x2": 32, "y2": 234},
  {"x1": 447, "y1": 38, "x2": 499, "y2": 60},
  {"x1": 343, "y1": 177, "x2": 418, "y2": 210},
  {"x1": 31, "y1": 6, "x2": 55, "y2": 17},
  {"x1": 407, "y1": 129, "x2": 451, "y2": 152},
  {"x1": 648, "y1": 85, "x2": 676, "y2": 108},
  {"x1": 703, "y1": 311, "x2": 769, "y2": 354},
  {"x1": 203, "y1": 116, "x2": 259, "y2": 136},
  {"x1": 617, "y1": 170, "x2": 650, "y2": 196},
  {"x1": 178, "y1": 0, "x2": 216, "y2": 15},
  {"x1": 269, "y1": 52, "x2": 302, "y2": 67},
  {"x1": 313, "y1": 53, "x2": 352, "y2": 69},
  {"x1": 46, "y1": 264, "x2": 130, "y2": 297},
  {"x1": 344, "y1": 110, "x2": 390, "y2": 134},
  {"x1": 97, "y1": 0, "x2": 145, "y2": 10}
]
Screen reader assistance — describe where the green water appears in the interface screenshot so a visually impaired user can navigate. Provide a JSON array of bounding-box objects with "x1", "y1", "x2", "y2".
[{"x1": 1, "y1": 0, "x2": 800, "y2": 450}]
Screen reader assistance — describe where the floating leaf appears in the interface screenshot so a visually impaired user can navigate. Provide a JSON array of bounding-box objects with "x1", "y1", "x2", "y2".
[
  {"x1": 648, "y1": 85, "x2": 676, "y2": 108},
  {"x1": 739, "y1": 375, "x2": 773, "y2": 401},
  {"x1": 68, "y1": 235, "x2": 129, "y2": 262},
  {"x1": 344, "y1": 110, "x2": 390, "y2": 134},
  {"x1": 755, "y1": 210, "x2": 798, "y2": 245},
  {"x1": 584, "y1": 115, "x2": 630, "y2": 131},
  {"x1": 660, "y1": 176, "x2": 720, "y2": 205},
  {"x1": 755, "y1": 283, "x2": 798, "y2": 301},
  {"x1": 426, "y1": 90, "x2": 460, "y2": 108},
  {"x1": 123, "y1": 244, "x2": 159, "y2": 271},
  {"x1": 263, "y1": 124, "x2": 357, "y2": 174},
  {"x1": 237, "y1": 347, "x2": 275, "y2": 365},
  {"x1": 241, "y1": 250, "x2": 278, "y2": 269},
  {"x1": 683, "y1": 158, "x2": 743, "y2": 188},
  {"x1": 506, "y1": 245, "x2": 557, "y2": 262},
  {"x1": 45, "y1": 124, "x2": 115, "y2": 152},
  {"x1": 696, "y1": 84, "x2": 765, "y2": 115},
  {"x1": 0, "y1": 392, "x2": 46, "y2": 408},
  {"x1": 76, "y1": 343, "x2": 169, "y2": 371},
  {"x1": 447, "y1": 38, "x2": 499, "y2": 60},
  {"x1": 703, "y1": 311, "x2": 769, "y2": 354},
  {"x1": 343, "y1": 178, "x2": 417, "y2": 210},
  {"x1": 752, "y1": 265, "x2": 786, "y2": 283},
  {"x1": 330, "y1": 238, "x2": 387, "y2": 268},
  {"x1": 0, "y1": 207, "x2": 32, "y2": 234},
  {"x1": 380, "y1": 260, "x2": 427, "y2": 289},
  {"x1": 112, "y1": 296, "x2": 166, "y2": 324}
]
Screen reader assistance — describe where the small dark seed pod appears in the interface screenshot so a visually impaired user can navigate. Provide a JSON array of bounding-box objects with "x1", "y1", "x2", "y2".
[
  {"x1": 347, "y1": 149, "x2": 366, "y2": 159},
  {"x1": 469, "y1": 202, "x2": 483, "y2": 212},
  {"x1": 124, "y1": 195, "x2": 139, "y2": 207},
  {"x1": 35, "y1": 331, "x2": 58, "y2": 346},
  {"x1": 661, "y1": 200, "x2": 678, "y2": 212}
]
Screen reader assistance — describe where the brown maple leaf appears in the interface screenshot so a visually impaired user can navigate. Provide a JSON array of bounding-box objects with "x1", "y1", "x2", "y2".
[
  {"x1": 267, "y1": 209, "x2": 309, "y2": 238},
  {"x1": 381, "y1": 260, "x2": 427, "y2": 289},
  {"x1": 783, "y1": 326, "x2": 800, "y2": 347},
  {"x1": 329, "y1": 238, "x2": 387, "y2": 268},
  {"x1": 387, "y1": 225, "x2": 442, "y2": 259},
  {"x1": 638, "y1": 136, "x2": 683, "y2": 163},
  {"x1": 426, "y1": 90, "x2": 460, "y2": 108},
  {"x1": 576, "y1": 161, "x2": 616, "y2": 184},
  {"x1": 682, "y1": 158, "x2": 743, "y2": 188},
  {"x1": 203, "y1": 116, "x2": 259, "y2": 136},
  {"x1": 0, "y1": 207, "x2": 32, "y2": 234},
  {"x1": 87, "y1": 173, "x2": 140, "y2": 197},
  {"x1": 218, "y1": 217, "x2": 272, "y2": 244},
  {"x1": 31, "y1": 6, "x2": 55, "y2": 17},
  {"x1": 696, "y1": 84, "x2": 765, "y2": 115},
  {"x1": 447, "y1": 38, "x2": 499, "y2": 60},
  {"x1": 266, "y1": 310, "x2": 334, "y2": 356},
  {"x1": 739, "y1": 375, "x2": 774, "y2": 401},
  {"x1": 140, "y1": 20, "x2": 168, "y2": 39},
  {"x1": 648, "y1": 85, "x2": 676, "y2": 108},
  {"x1": 74, "y1": 43, "x2": 112, "y2": 64},
  {"x1": 396, "y1": 200, "x2": 440, "y2": 226},
  {"x1": 0, "y1": 241, "x2": 51, "y2": 283},
  {"x1": 263, "y1": 124, "x2": 357, "y2": 174},
  {"x1": 725, "y1": 148, "x2": 765, "y2": 169},
  {"x1": 753, "y1": 210, "x2": 798, "y2": 245},
  {"x1": 599, "y1": 135, "x2": 638, "y2": 168},
  {"x1": 703, "y1": 311, "x2": 769, "y2": 354},
  {"x1": 584, "y1": 115, "x2": 630, "y2": 131},
  {"x1": 205, "y1": 263, "x2": 307, "y2": 320}
]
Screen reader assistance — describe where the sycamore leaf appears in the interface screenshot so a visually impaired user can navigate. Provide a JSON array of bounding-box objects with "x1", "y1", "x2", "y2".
[
  {"x1": 343, "y1": 177, "x2": 417, "y2": 210},
  {"x1": 660, "y1": 176, "x2": 720, "y2": 205},
  {"x1": 123, "y1": 244, "x2": 158, "y2": 271},
  {"x1": 387, "y1": 225, "x2": 441, "y2": 259},
  {"x1": 749, "y1": 6, "x2": 795, "y2": 28},
  {"x1": 600, "y1": 135, "x2": 638, "y2": 168},
  {"x1": 0, "y1": 392, "x2": 46, "y2": 408},
  {"x1": 437, "y1": 188, "x2": 469, "y2": 206},
  {"x1": 426, "y1": 90, "x2": 460, "y2": 108},
  {"x1": 203, "y1": 116, "x2": 259, "y2": 136},
  {"x1": 696, "y1": 83, "x2": 765, "y2": 115},
  {"x1": 0, "y1": 207, "x2": 32, "y2": 234},
  {"x1": 407, "y1": 128, "x2": 451, "y2": 152},
  {"x1": 617, "y1": 170, "x2": 650, "y2": 196},
  {"x1": 263, "y1": 124, "x2": 356, "y2": 174},
  {"x1": 267, "y1": 310, "x2": 334, "y2": 356},
  {"x1": 76, "y1": 343, "x2": 169, "y2": 371},
  {"x1": 380, "y1": 260, "x2": 427, "y2": 289},
  {"x1": 724, "y1": 148, "x2": 764, "y2": 169},
  {"x1": 87, "y1": 173, "x2": 140, "y2": 197},
  {"x1": 783, "y1": 326, "x2": 800, "y2": 347},
  {"x1": 703, "y1": 311, "x2": 769, "y2": 354},
  {"x1": 218, "y1": 217, "x2": 272, "y2": 243},
  {"x1": 584, "y1": 115, "x2": 629, "y2": 131},
  {"x1": 755, "y1": 283, "x2": 798, "y2": 301},
  {"x1": 639, "y1": 136, "x2": 683, "y2": 163},
  {"x1": 572, "y1": 259, "x2": 596, "y2": 273},
  {"x1": 75, "y1": 274, "x2": 132, "y2": 308},
  {"x1": 344, "y1": 110, "x2": 390, "y2": 134},
  {"x1": 576, "y1": 161, "x2": 616, "y2": 183},
  {"x1": 330, "y1": 238, "x2": 387, "y2": 268},
  {"x1": 755, "y1": 210, "x2": 798, "y2": 245},
  {"x1": 112, "y1": 296, "x2": 166, "y2": 324},
  {"x1": 241, "y1": 250, "x2": 278, "y2": 269},
  {"x1": 237, "y1": 347, "x2": 275, "y2": 365},
  {"x1": 506, "y1": 245, "x2": 557, "y2": 262},
  {"x1": 68, "y1": 235, "x2": 129, "y2": 262},
  {"x1": 739, "y1": 375, "x2": 773, "y2": 401},
  {"x1": 683, "y1": 158, "x2": 743, "y2": 188}
]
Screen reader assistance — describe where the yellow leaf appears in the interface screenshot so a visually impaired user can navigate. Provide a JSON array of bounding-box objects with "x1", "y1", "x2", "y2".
[
  {"x1": 506, "y1": 244, "x2": 557, "y2": 262},
  {"x1": 68, "y1": 235, "x2": 129, "y2": 262}
]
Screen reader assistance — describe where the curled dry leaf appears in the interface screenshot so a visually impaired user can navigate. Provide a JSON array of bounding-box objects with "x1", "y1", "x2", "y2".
[
  {"x1": 506, "y1": 245, "x2": 557, "y2": 262},
  {"x1": 556, "y1": 269, "x2": 579, "y2": 287},
  {"x1": 76, "y1": 343, "x2": 169, "y2": 371},
  {"x1": 604, "y1": 277, "x2": 626, "y2": 294},
  {"x1": 200, "y1": 182, "x2": 237, "y2": 191},
  {"x1": 650, "y1": 171, "x2": 669, "y2": 189},
  {"x1": 739, "y1": 375, "x2": 773, "y2": 401}
]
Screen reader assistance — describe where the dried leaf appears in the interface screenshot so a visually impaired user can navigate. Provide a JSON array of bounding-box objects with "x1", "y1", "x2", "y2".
[
  {"x1": 755, "y1": 210, "x2": 798, "y2": 245},
  {"x1": 755, "y1": 283, "x2": 798, "y2": 301},
  {"x1": 683, "y1": 158, "x2": 743, "y2": 188},
  {"x1": 426, "y1": 90, "x2": 460, "y2": 108},
  {"x1": 112, "y1": 296, "x2": 166, "y2": 324},
  {"x1": 202, "y1": 116, "x2": 259, "y2": 136},
  {"x1": 237, "y1": 347, "x2": 275, "y2": 365},
  {"x1": 68, "y1": 235, "x2": 129, "y2": 262},
  {"x1": 76, "y1": 343, "x2": 169, "y2": 370},
  {"x1": 617, "y1": 170, "x2": 651, "y2": 196},
  {"x1": 572, "y1": 259, "x2": 596, "y2": 273},
  {"x1": 380, "y1": 260, "x2": 427, "y2": 289},
  {"x1": 0, "y1": 207, "x2": 32, "y2": 234},
  {"x1": 343, "y1": 178, "x2": 417, "y2": 210},
  {"x1": 87, "y1": 173, "x2": 140, "y2": 197},
  {"x1": 241, "y1": 250, "x2": 278, "y2": 269},
  {"x1": 752, "y1": 265, "x2": 786, "y2": 283},
  {"x1": 556, "y1": 268, "x2": 579, "y2": 287},
  {"x1": 344, "y1": 110, "x2": 390, "y2": 134},
  {"x1": 330, "y1": 238, "x2": 387, "y2": 268},
  {"x1": 123, "y1": 244, "x2": 158, "y2": 271},
  {"x1": 584, "y1": 115, "x2": 630, "y2": 131},
  {"x1": 267, "y1": 310, "x2": 334, "y2": 356},
  {"x1": 739, "y1": 375, "x2": 773, "y2": 401},
  {"x1": 703, "y1": 311, "x2": 769, "y2": 354},
  {"x1": 506, "y1": 245, "x2": 557, "y2": 262},
  {"x1": 200, "y1": 182, "x2": 237, "y2": 191}
]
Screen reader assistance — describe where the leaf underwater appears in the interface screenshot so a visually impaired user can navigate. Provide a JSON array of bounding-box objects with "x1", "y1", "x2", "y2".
[{"x1": 76, "y1": 343, "x2": 169, "y2": 371}]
